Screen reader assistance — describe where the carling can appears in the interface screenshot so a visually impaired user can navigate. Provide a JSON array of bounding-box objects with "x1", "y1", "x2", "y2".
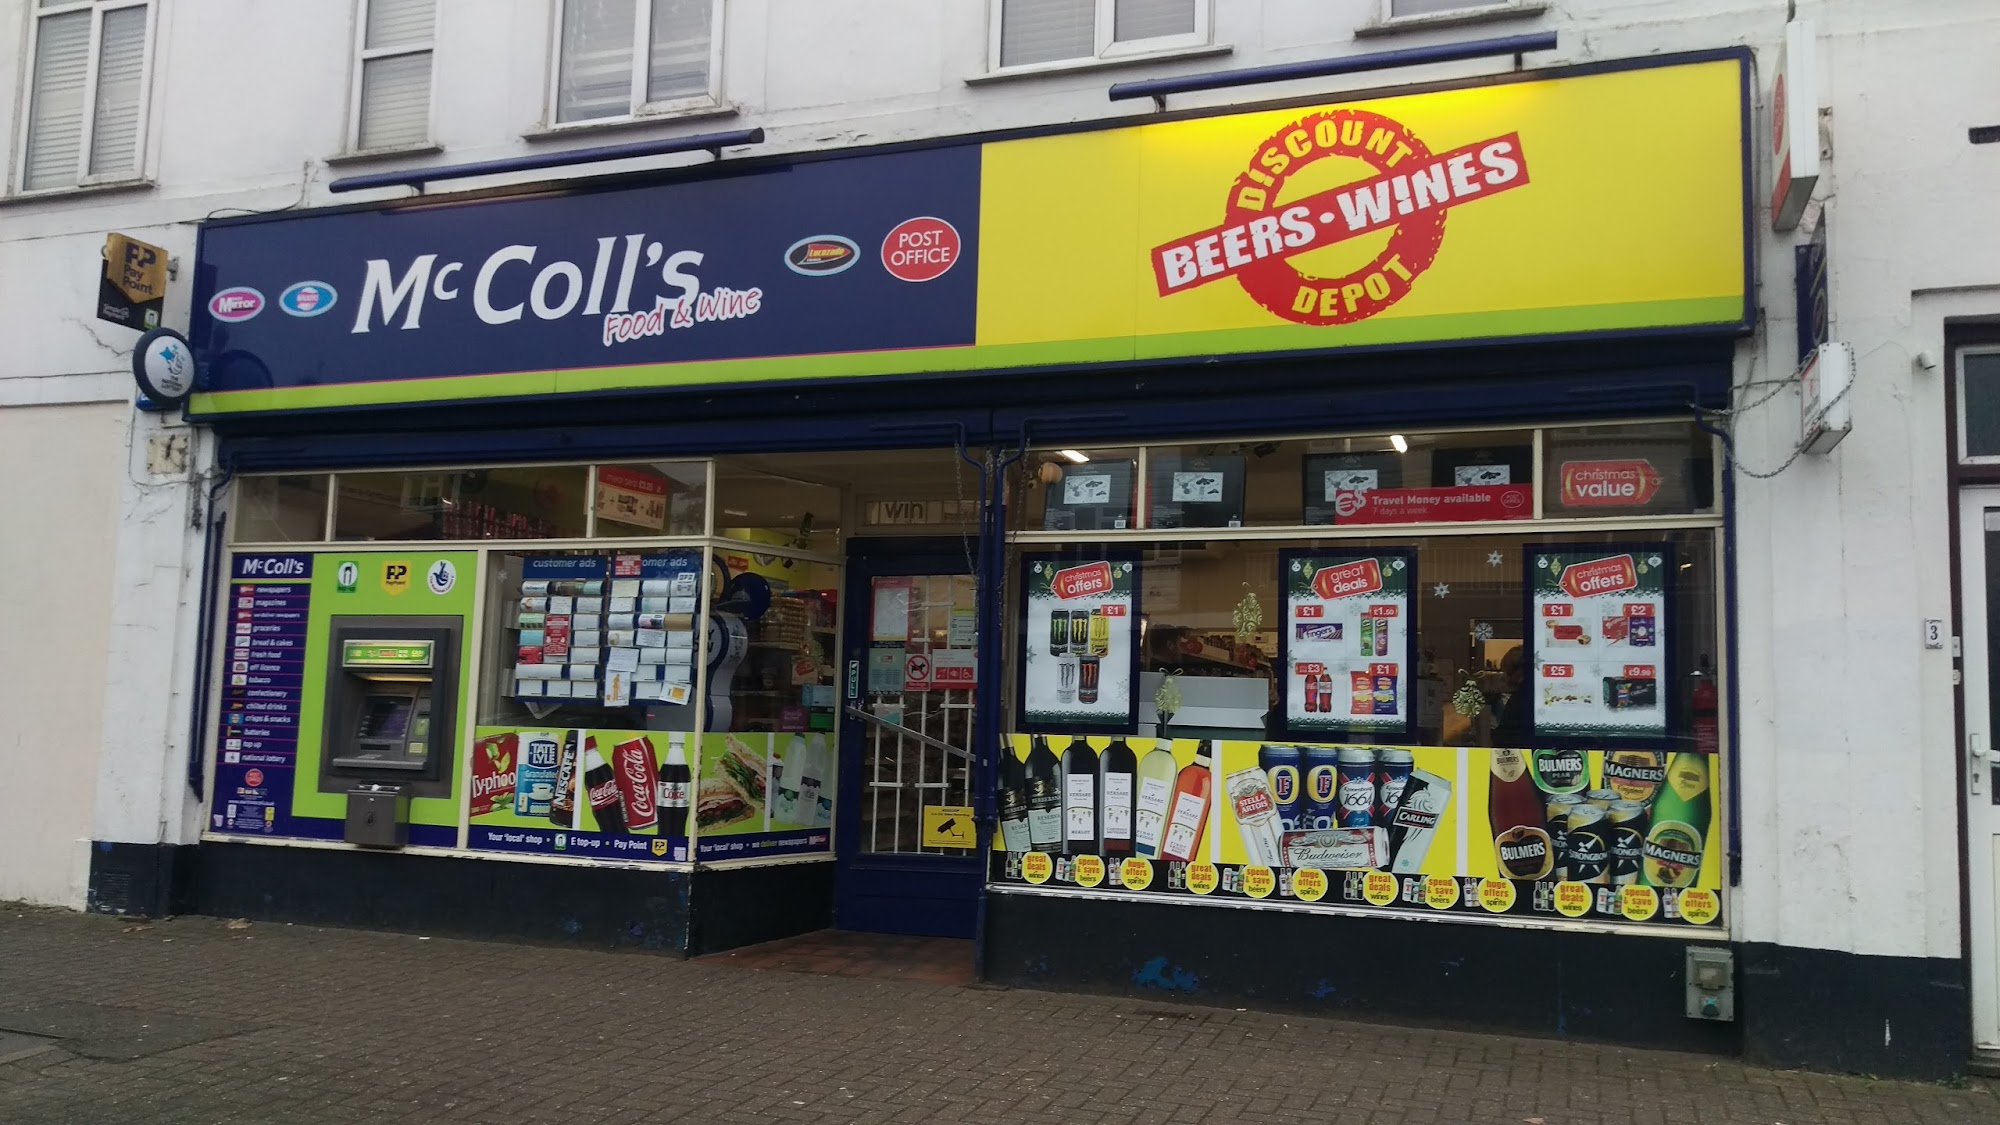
[
  {"x1": 1302, "y1": 746, "x2": 1341, "y2": 830},
  {"x1": 612, "y1": 736, "x2": 660, "y2": 833},
  {"x1": 514, "y1": 731, "x2": 561, "y2": 817},
  {"x1": 1259, "y1": 744, "x2": 1304, "y2": 831},
  {"x1": 1335, "y1": 747, "x2": 1377, "y2": 828},
  {"x1": 1375, "y1": 748, "x2": 1414, "y2": 824}
]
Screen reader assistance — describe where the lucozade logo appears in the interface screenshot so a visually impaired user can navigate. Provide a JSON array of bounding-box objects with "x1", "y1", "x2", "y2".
[{"x1": 1150, "y1": 109, "x2": 1530, "y2": 326}]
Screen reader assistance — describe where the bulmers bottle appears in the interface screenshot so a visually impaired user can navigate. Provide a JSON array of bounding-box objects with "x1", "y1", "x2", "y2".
[
  {"x1": 1025, "y1": 737, "x2": 1063, "y2": 850},
  {"x1": 1489, "y1": 748, "x2": 1554, "y2": 880}
]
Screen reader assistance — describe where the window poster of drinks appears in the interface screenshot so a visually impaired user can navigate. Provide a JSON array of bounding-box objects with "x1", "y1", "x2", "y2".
[
  {"x1": 1277, "y1": 549, "x2": 1415, "y2": 737},
  {"x1": 694, "y1": 732, "x2": 834, "y2": 861},
  {"x1": 468, "y1": 727, "x2": 694, "y2": 862},
  {"x1": 1526, "y1": 544, "x2": 1673, "y2": 742},
  {"x1": 1017, "y1": 554, "x2": 1140, "y2": 732},
  {"x1": 993, "y1": 736, "x2": 1724, "y2": 931}
]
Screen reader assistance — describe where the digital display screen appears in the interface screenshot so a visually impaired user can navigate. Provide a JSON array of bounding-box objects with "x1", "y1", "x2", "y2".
[{"x1": 358, "y1": 694, "x2": 414, "y2": 740}]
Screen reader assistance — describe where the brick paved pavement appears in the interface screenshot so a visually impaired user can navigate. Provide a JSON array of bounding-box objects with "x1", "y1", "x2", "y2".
[{"x1": 0, "y1": 905, "x2": 1993, "y2": 1125}]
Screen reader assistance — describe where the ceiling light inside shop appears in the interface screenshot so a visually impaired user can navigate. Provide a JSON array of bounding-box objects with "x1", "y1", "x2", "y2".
[
  {"x1": 724, "y1": 509, "x2": 749, "y2": 517},
  {"x1": 1058, "y1": 449, "x2": 1091, "y2": 463},
  {"x1": 1389, "y1": 434, "x2": 1409, "y2": 453}
]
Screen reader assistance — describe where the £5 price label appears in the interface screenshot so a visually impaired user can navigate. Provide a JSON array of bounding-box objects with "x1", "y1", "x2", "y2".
[
  {"x1": 1292, "y1": 866, "x2": 1328, "y2": 903},
  {"x1": 1362, "y1": 871, "x2": 1399, "y2": 906},
  {"x1": 1554, "y1": 880, "x2": 1593, "y2": 918}
]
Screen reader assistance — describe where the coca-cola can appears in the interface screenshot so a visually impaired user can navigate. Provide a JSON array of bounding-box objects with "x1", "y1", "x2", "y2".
[{"x1": 612, "y1": 736, "x2": 660, "y2": 833}]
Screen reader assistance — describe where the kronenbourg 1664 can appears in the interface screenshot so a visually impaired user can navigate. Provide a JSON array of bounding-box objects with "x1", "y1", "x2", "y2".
[{"x1": 1335, "y1": 747, "x2": 1377, "y2": 828}]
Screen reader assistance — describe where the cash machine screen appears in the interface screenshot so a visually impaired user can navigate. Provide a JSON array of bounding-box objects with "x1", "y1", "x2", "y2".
[{"x1": 358, "y1": 694, "x2": 414, "y2": 741}]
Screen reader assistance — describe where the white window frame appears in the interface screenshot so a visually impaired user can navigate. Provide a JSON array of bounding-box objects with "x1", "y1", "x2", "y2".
[
  {"x1": 1957, "y1": 346, "x2": 2000, "y2": 466},
  {"x1": 12, "y1": 0, "x2": 158, "y2": 195},
  {"x1": 1380, "y1": 0, "x2": 1521, "y2": 23},
  {"x1": 345, "y1": 0, "x2": 441, "y2": 155},
  {"x1": 987, "y1": 0, "x2": 1211, "y2": 74},
  {"x1": 545, "y1": 0, "x2": 726, "y2": 129}
]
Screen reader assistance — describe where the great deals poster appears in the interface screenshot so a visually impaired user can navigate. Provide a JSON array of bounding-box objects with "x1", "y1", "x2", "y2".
[
  {"x1": 1018, "y1": 555, "x2": 1138, "y2": 731},
  {"x1": 1527, "y1": 545, "x2": 1671, "y2": 740},
  {"x1": 1279, "y1": 550, "x2": 1414, "y2": 736}
]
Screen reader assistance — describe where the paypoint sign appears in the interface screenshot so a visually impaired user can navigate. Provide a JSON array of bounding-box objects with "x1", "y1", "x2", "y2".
[{"x1": 188, "y1": 53, "x2": 1747, "y2": 416}]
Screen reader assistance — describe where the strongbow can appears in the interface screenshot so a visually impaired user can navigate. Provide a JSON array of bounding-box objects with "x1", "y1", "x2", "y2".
[
  {"x1": 1564, "y1": 803, "x2": 1611, "y2": 885},
  {"x1": 1607, "y1": 800, "x2": 1649, "y2": 885}
]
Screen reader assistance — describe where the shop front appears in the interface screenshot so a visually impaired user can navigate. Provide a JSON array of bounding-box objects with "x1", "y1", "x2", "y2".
[{"x1": 184, "y1": 49, "x2": 1751, "y2": 1049}]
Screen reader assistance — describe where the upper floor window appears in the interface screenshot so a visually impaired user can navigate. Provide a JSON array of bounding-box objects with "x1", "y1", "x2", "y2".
[
  {"x1": 350, "y1": 0, "x2": 437, "y2": 152},
  {"x1": 993, "y1": 0, "x2": 1207, "y2": 70},
  {"x1": 552, "y1": 0, "x2": 718, "y2": 125},
  {"x1": 18, "y1": 0, "x2": 153, "y2": 192},
  {"x1": 1385, "y1": 0, "x2": 1516, "y2": 17}
]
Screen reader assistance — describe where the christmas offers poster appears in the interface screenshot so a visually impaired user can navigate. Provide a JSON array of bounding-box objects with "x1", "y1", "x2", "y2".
[
  {"x1": 1278, "y1": 549, "x2": 1415, "y2": 737},
  {"x1": 996, "y1": 736, "x2": 1722, "y2": 929},
  {"x1": 468, "y1": 727, "x2": 690, "y2": 862},
  {"x1": 1017, "y1": 555, "x2": 1139, "y2": 731},
  {"x1": 1526, "y1": 544, "x2": 1672, "y2": 741}
]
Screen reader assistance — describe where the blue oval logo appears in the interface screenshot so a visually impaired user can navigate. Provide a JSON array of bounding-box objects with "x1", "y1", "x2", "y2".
[
  {"x1": 784, "y1": 235, "x2": 859, "y2": 276},
  {"x1": 279, "y1": 281, "x2": 337, "y2": 318}
]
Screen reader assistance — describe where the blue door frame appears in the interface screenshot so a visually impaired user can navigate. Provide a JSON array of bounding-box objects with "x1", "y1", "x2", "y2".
[{"x1": 834, "y1": 540, "x2": 986, "y2": 938}]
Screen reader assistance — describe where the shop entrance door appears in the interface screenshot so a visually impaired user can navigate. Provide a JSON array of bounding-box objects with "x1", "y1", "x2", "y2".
[
  {"x1": 1958, "y1": 487, "x2": 2000, "y2": 1055},
  {"x1": 835, "y1": 546, "x2": 983, "y2": 937}
]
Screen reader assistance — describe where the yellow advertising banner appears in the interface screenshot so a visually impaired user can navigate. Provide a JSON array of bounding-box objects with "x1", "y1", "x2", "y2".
[{"x1": 976, "y1": 57, "x2": 1749, "y2": 364}]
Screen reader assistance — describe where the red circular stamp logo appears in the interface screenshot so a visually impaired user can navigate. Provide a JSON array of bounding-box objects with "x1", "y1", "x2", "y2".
[
  {"x1": 245, "y1": 768, "x2": 265, "y2": 787},
  {"x1": 1150, "y1": 111, "x2": 1529, "y2": 328},
  {"x1": 882, "y1": 217, "x2": 960, "y2": 283}
]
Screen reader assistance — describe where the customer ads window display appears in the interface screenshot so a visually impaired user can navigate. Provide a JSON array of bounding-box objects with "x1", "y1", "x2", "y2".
[{"x1": 1017, "y1": 554, "x2": 1140, "y2": 732}]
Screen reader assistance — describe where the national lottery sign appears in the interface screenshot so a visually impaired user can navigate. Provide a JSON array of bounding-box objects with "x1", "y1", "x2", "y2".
[{"x1": 188, "y1": 52, "x2": 1749, "y2": 417}]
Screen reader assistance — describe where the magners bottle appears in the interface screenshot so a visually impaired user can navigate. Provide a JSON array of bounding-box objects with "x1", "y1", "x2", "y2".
[{"x1": 1641, "y1": 752, "x2": 1712, "y2": 888}]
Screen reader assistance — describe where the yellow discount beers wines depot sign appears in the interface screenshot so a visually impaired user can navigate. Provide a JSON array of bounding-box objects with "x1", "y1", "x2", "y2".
[
  {"x1": 975, "y1": 56, "x2": 1749, "y2": 364},
  {"x1": 187, "y1": 53, "x2": 1747, "y2": 415}
]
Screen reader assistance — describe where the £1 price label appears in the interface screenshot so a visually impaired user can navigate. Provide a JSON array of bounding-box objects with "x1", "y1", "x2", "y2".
[
  {"x1": 1073, "y1": 855, "x2": 1105, "y2": 888},
  {"x1": 1242, "y1": 865, "x2": 1276, "y2": 899},
  {"x1": 1477, "y1": 878, "x2": 1517, "y2": 913},
  {"x1": 1554, "y1": 881, "x2": 1593, "y2": 918},
  {"x1": 1022, "y1": 852, "x2": 1053, "y2": 885},
  {"x1": 1677, "y1": 887, "x2": 1720, "y2": 925},
  {"x1": 1119, "y1": 858, "x2": 1153, "y2": 891},
  {"x1": 1292, "y1": 866, "x2": 1328, "y2": 903},
  {"x1": 1423, "y1": 875, "x2": 1460, "y2": 910},
  {"x1": 1185, "y1": 862, "x2": 1219, "y2": 895},
  {"x1": 1362, "y1": 871, "x2": 1399, "y2": 906}
]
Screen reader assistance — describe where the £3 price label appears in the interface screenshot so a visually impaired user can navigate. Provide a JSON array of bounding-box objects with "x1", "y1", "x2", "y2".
[
  {"x1": 1477, "y1": 878, "x2": 1517, "y2": 913},
  {"x1": 1119, "y1": 858, "x2": 1153, "y2": 891},
  {"x1": 1073, "y1": 855, "x2": 1105, "y2": 888},
  {"x1": 1677, "y1": 887, "x2": 1720, "y2": 925},
  {"x1": 1022, "y1": 852, "x2": 1053, "y2": 885},
  {"x1": 1362, "y1": 871, "x2": 1399, "y2": 906},
  {"x1": 1292, "y1": 866, "x2": 1328, "y2": 903},
  {"x1": 1185, "y1": 862, "x2": 1219, "y2": 895},
  {"x1": 1554, "y1": 881, "x2": 1593, "y2": 918},
  {"x1": 1242, "y1": 865, "x2": 1276, "y2": 899},
  {"x1": 1423, "y1": 875, "x2": 1460, "y2": 910}
]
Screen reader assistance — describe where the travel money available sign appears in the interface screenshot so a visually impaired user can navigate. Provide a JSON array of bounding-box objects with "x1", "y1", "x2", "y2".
[
  {"x1": 994, "y1": 736, "x2": 1723, "y2": 931},
  {"x1": 187, "y1": 53, "x2": 1750, "y2": 417}
]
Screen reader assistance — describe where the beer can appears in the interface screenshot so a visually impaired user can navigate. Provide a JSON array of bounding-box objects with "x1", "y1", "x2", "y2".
[
  {"x1": 1334, "y1": 748, "x2": 1377, "y2": 828},
  {"x1": 1375, "y1": 749, "x2": 1414, "y2": 824},
  {"x1": 1583, "y1": 787, "x2": 1620, "y2": 810},
  {"x1": 1544, "y1": 793, "x2": 1585, "y2": 881},
  {"x1": 1607, "y1": 799, "x2": 1649, "y2": 886},
  {"x1": 1302, "y1": 746, "x2": 1341, "y2": 830},
  {"x1": 1259, "y1": 744, "x2": 1304, "y2": 831},
  {"x1": 1564, "y1": 803, "x2": 1611, "y2": 885}
]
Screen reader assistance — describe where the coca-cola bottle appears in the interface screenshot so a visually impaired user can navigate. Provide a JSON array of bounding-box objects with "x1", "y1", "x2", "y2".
[
  {"x1": 583, "y1": 742, "x2": 625, "y2": 834},
  {"x1": 657, "y1": 732, "x2": 691, "y2": 837}
]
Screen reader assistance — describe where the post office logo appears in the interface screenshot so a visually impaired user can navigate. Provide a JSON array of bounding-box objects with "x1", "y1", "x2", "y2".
[
  {"x1": 784, "y1": 235, "x2": 860, "y2": 276},
  {"x1": 208, "y1": 287, "x2": 266, "y2": 322},
  {"x1": 1151, "y1": 109, "x2": 1531, "y2": 326}
]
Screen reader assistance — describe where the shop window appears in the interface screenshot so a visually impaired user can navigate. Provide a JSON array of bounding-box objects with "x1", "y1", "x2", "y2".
[
  {"x1": 552, "y1": 0, "x2": 718, "y2": 125},
  {"x1": 849, "y1": 449, "x2": 984, "y2": 537},
  {"x1": 350, "y1": 0, "x2": 436, "y2": 153},
  {"x1": 334, "y1": 466, "x2": 589, "y2": 541},
  {"x1": 1385, "y1": 0, "x2": 1516, "y2": 18},
  {"x1": 234, "y1": 475, "x2": 330, "y2": 542},
  {"x1": 19, "y1": 0, "x2": 153, "y2": 193},
  {"x1": 1542, "y1": 422, "x2": 1716, "y2": 516},
  {"x1": 1015, "y1": 448, "x2": 1140, "y2": 532},
  {"x1": 993, "y1": 0, "x2": 1206, "y2": 70},
  {"x1": 712, "y1": 458, "x2": 842, "y2": 552},
  {"x1": 591, "y1": 460, "x2": 709, "y2": 537},
  {"x1": 1959, "y1": 350, "x2": 2000, "y2": 461}
]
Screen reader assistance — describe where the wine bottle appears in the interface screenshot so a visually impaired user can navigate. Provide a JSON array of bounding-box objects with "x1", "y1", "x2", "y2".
[
  {"x1": 1061, "y1": 737, "x2": 1100, "y2": 855},
  {"x1": 1160, "y1": 741, "x2": 1213, "y2": 862},
  {"x1": 1098, "y1": 739, "x2": 1137, "y2": 856},
  {"x1": 1132, "y1": 743, "x2": 1178, "y2": 859},
  {"x1": 996, "y1": 744, "x2": 1031, "y2": 853},
  {"x1": 1025, "y1": 736, "x2": 1063, "y2": 850}
]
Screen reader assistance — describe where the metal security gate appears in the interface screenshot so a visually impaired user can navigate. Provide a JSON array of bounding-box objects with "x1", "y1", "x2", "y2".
[{"x1": 835, "y1": 546, "x2": 983, "y2": 937}]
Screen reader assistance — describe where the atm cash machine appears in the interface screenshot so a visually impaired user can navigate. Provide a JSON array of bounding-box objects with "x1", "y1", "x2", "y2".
[{"x1": 317, "y1": 616, "x2": 462, "y2": 847}]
